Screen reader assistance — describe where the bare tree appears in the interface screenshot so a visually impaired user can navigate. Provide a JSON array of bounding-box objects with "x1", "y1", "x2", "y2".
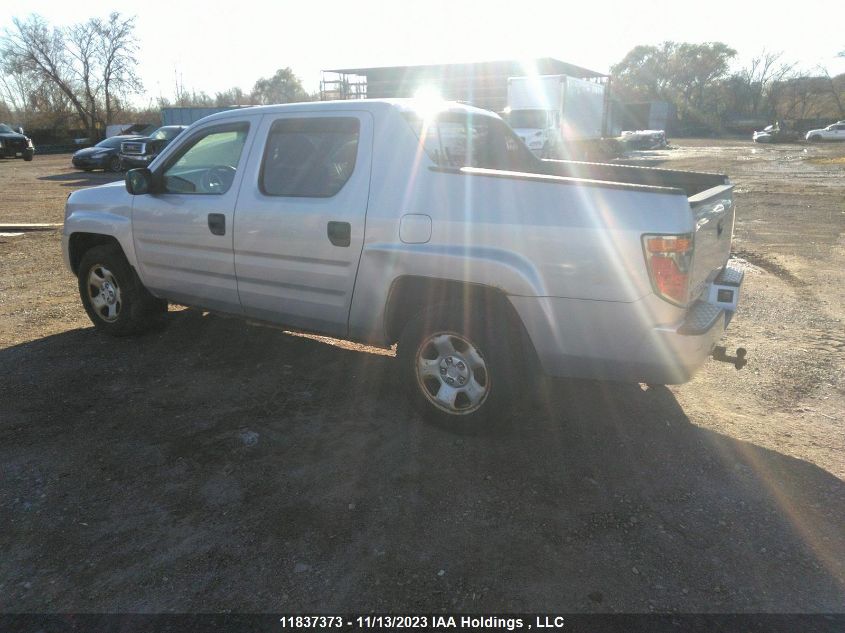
[
  {"x1": 1, "y1": 12, "x2": 141, "y2": 138},
  {"x1": 66, "y1": 19, "x2": 100, "y2": 132},
  {"x1": 776, "y1": 74, "x2": 831, "y2": 120},
  {"x1": 817, "y1": 65, "x2": 844, "y2": 119},
  {"x1": 1, "y1": 15, "x2": 95, "y2": 135},
  {"x1": 0, "y1": 57, "x2": 37, "y2": 119},
  {"x1": 95, "y1": 13, "x2": 142, "y2": 125},
  {"x1": 735, "y1": 50, "x2": 796, "y2": 117}
]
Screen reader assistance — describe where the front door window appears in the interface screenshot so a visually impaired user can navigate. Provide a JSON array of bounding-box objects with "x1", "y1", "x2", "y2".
[{"x1": 162, "y1": 123, "x2": 249, "y2": 195}]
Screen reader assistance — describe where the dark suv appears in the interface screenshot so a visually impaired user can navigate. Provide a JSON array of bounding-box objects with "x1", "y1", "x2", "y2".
[
  {"x1": 119, "y1": 125, "x2": 187, "y2": 169},
  {"x1": 0, "y1": 123, "x2": 35, "y2": 161}
]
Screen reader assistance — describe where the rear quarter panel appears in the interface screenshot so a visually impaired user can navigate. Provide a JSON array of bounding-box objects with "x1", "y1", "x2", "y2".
[{"x1": 349, "y1": 108, "x2": 695, "y2": 343}]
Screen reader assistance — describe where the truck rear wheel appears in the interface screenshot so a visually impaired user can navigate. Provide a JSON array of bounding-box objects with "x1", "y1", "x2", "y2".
[
  {"x1": 398, "y1": 303, "x2": 520, "y2": 429},
  {"x1": 78, "y1": 244, "x2": 166, "y2": 336}
]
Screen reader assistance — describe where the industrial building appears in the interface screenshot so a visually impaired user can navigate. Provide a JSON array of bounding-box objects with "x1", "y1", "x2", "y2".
[{"x1": 320, "y1": 57, "x2": 608, "y2": 113}]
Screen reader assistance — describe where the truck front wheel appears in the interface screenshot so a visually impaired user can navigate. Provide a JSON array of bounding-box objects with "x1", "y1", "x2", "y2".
[
  {"x1": 398, "y1": 304, "x2": 520, "y2": 428},
  {"x1": 78, "y1": 244, "x2": 166, "y2": 336}
]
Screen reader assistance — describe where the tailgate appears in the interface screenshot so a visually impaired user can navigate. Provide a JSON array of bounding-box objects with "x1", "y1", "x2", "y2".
[{"x1": 689, "y1": 183, "x2": 735, "y2": 301}]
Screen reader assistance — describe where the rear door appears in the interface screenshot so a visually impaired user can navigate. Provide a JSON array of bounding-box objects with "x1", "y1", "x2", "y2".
[
  {"x1": 233, "y1": 111, "x2": 373, "y2": 336},
  {"x1": 131, "y1": 117, "x2": 258, "y2": 312}
]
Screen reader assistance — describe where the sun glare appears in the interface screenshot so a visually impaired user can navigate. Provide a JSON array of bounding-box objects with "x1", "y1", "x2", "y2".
[{"x1": 413, "y1": 86, "x2": 446, "y2": 119}]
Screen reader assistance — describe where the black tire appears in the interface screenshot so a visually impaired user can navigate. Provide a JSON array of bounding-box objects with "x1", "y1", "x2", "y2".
[
  {"x1": 23, "y1": 151, "x2": 33, "y2": 162},
  {"x1": 77, "y1": 244, "x2": 167, "y2": 336},
  {"x1": 108, "y1": 155, "x2": 122, "y2": 172},
  {"x1": 397, "y1": 302, "x2": 524, "y2": 430}
]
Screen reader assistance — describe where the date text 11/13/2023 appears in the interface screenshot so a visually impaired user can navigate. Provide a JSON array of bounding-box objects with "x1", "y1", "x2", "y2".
[{"x1": 278, "y1": 615, "x2": 566, "y2": 629}]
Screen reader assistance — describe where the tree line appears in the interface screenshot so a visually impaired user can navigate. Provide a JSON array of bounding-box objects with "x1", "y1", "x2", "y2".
[
  {"x1": 167, "y1": 67, "x2": 312, "y2": 110},
  {"x1": 611, "y1": 42, "x2": 845, "y2": 132}
]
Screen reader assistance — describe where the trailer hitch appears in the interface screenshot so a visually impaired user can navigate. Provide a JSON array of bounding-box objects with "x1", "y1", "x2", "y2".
[{"x1": 712, "y1": 346, "x2": 747, "y2": 370}]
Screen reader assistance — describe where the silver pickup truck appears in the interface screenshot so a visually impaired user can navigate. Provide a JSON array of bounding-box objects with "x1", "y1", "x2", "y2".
[{"x1": 62, "y1": 99, "x2": 743, "y2": 424}]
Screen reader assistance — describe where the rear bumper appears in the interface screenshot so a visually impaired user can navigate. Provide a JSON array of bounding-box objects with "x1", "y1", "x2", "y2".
[{"x1": 510, "y1": 261, "x2": 744, "y2": 384}]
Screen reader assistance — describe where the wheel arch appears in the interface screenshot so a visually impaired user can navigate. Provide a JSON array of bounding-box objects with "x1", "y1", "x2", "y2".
[
  {"x1": 383, "y1": 275, "x2": 541, "y2": 372},
  {"x1": 68, "y1": 233, "x2": 124, "y2": 276}
]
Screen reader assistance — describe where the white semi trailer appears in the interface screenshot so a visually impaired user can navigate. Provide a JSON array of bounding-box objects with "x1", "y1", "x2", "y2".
[{"x1": 506, "y1": 74, "x2": 606, "y2": 159}]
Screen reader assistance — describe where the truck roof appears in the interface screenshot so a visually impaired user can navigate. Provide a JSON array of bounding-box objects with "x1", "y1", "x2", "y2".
[{"x1": 192, "y1": 98, "x2": 499, "y2": 125}]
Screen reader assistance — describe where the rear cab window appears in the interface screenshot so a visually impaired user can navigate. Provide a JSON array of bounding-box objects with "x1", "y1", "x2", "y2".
[{"x1": 402, "y1": 111, "x2": 538, "y2": 172}]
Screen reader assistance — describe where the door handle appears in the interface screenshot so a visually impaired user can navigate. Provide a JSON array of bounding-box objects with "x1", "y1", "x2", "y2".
[
  {"x1": 208, "y1": 213, "x2": 226, "y2": 236},
  {"x1": 327, "y1": 221, "x2": 351, "y2": 247}
]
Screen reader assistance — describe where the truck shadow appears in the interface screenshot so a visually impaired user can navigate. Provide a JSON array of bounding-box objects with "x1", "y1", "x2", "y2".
[
  {"x1": 1, "y1": 310, "x2": 843, "y2": 612},
  {"x1": 37, "y1": 170, "x2": 123, "y2": 187}
]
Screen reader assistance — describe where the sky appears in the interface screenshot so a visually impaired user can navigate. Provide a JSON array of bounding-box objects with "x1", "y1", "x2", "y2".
[{"x1": 1, "y1": 0, "x2": 843, "y2": 105}]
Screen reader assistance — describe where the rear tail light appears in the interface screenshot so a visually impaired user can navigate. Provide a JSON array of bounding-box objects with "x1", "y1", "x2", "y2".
[{"x1": 642, "y1": 234, "x2": 693, "y2": 306}]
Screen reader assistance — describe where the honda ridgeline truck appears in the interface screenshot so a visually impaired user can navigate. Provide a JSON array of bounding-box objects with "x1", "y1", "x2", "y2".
[{"x1": 62, "y1": 99, "x2": 744, "y2": 424}]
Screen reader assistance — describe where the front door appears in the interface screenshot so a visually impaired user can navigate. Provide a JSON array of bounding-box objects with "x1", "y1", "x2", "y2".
[
  {"x1": 233, "y1": 112, "x2": 373, "y2": 336},
  {"x1": 132, "y1": 118, "x2": 257, "y2": 312}
]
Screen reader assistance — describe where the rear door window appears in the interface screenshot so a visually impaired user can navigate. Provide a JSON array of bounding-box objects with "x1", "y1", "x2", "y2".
[{"x1": 260, "y1": 117, "x2": 360, "y2": 198}]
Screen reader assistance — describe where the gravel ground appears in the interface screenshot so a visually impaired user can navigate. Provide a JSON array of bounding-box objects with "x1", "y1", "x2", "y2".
[{"x1": 0, "y1": 142, "x2": 843, "y2": 613}]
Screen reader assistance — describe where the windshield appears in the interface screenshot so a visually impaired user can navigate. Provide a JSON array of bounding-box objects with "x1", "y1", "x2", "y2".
[
  {"x1": 0, "y1": 124, "x2": 14, "y2": 133},
  {"x1": 95, "y1": 137, "x2": 125, "y2": 149},
  {"x1": 403, "y1": 111, "x2": 538, "y2": 172},
  {"x1": 507, "y1": 110, "x2": 550, "y2": 130},
  {"x1": 151, "y1": 127, "x2": 182, "y2": 141}
]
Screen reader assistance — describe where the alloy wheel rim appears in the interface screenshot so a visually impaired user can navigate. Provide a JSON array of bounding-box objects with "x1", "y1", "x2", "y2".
[
  {"x1": 87, "y1": 264, "x2": 122, "y2": 322},
  {"x1": 415, "y1": 331, "x2": 490, "y2": 415}
]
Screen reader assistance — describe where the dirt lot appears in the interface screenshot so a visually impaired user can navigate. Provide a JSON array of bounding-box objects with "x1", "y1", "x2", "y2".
[{"x1": 1, "y1": 142, "x2": 843, "y2": 613}]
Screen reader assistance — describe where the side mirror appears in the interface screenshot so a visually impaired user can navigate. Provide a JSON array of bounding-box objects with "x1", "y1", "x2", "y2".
[
  {"x1": 16, "y1": 127, "x2": 24, "y2": 135},
  {"x1": 126, "y1": 168, "x2": 153, "y2": 195}
]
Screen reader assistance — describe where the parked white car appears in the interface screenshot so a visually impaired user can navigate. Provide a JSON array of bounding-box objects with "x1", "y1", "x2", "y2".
[{"x1": 805, "y1": 122, "x2": 845, "y2": 142}]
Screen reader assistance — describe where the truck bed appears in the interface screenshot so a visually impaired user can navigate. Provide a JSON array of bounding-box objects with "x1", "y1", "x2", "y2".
[
  {"x1": 539, "y1": 159, "x2": 728, "y2": 197},
  {"x1": 538, "y1": 158, "x2": 735, "y2": 302}
]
